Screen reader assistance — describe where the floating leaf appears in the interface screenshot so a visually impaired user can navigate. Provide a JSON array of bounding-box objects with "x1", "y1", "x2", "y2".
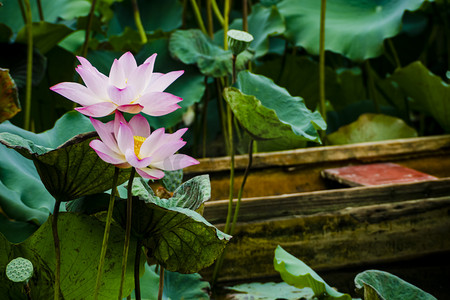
[
  {"x1": 0, "y1": 68, "x2": 21, "y2": 123},
  {"x1": 128, "y1": 264, "x2": 210, "y2": 300},
  {"x1": 0, "y1": 213, "x2": 142, "y2": 299},
  {"x1": 16, "y1": 22, "x2": 73, "y2": 54},
  {"x1": 224, "y1": 71, "x2": 325, "y2": 143},
  {"x1": 389, "y1": 61, "x2": 450, "y2": 132},
  {"x1": 354, "y1": 270, "x2": 437, "y2": 300},
  {"x1": 277, "y1": 0, "x2": 428, "y2": 60},
  {"x1": 115, "y1": 178, "x2": 230, "y2": 274},
  {"x1": 227, "y1": 282, "x2": 315, "y2": 300},
  {"x1": 274, "y1": 246, "x2": 351, "y2": 300},
  {"x1": 327, "y1": 113, "x2": 417, "y2": 145}
]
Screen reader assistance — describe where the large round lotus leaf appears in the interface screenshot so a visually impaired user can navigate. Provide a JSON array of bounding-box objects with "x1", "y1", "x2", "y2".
[
  {"x1": 327, "y1": 113, "x2": 417, "y2": 145},
  {"x1": 355, "y1": 270, "x2": 437, "y2": 300},
  {"x1": 224, "y1": 71, "x2": 325, "y2": 143},
  {"x1": 0, "y1": 213, "x2": 142, "y2": 300},
  {"x1": 277, "y1": 0, "x2": 429, "y2": 61}
]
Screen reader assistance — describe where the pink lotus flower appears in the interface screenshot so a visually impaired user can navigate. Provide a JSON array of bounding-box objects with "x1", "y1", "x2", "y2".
[
  {"x1": 89, "y1": 112, "x2": 199, "y2": 179},
  {"x1": 50, "y1": 52, "x2": 184, "y2": 118}
]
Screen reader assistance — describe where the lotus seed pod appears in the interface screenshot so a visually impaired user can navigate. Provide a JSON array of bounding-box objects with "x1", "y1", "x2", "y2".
[
  {"x1": 6, "y1": 257, "x2": 33, "y2": 283},
  {"x1": 227, "y1": 29, "x2": 254, "y2": 56}
]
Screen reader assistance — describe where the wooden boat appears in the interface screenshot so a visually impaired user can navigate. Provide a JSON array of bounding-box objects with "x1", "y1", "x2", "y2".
[{"x1": 185, "y1": 135, "x2": 450, "y2": 284}]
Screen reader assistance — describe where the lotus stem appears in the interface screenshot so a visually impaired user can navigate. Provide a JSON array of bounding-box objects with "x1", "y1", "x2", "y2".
[
  {"x1": 242, "y1": 0, "x2": 248, "y2": 32},
  {"x1": 190, "y1": 0, "x2": 207, "y2": 35},
  {"x1": 223, "y1": 0, "x2": 230, "y2": 49},
  {"x1": 206, "y1": 0, "x2": 214, "y2": 37},
  {"x1": 93, "y1": 167, "x2": 120, "y2": 300},
  {"x1": 25, "y1": 282, "x2": 32, "y2": 300},
  {"x1": 387, "y1": 39, "x2": 401, "y2": 68},
  {"x1": 157, "y1": 266, "x2": 165, "y2": 300},
  {"x1": 17, "y1": 0, "x2": 26, "y2": 21},
  {"x1": 131, "y1": 0, "x2": 147, "y2": 44},
  {"x1": 223, "y1": 104, "x2": 235, "y2": 235},
  {"x1": 319, "y1": 0, "x2": 327, "y2": 124},
  {"x1": 202, "y1": 76, "x2": 210, "y2": 158},
  {"x1": 230, "y1": 138, "x2": 253, "y2": 235},
  {"x1": 51, "y1": 199, "x2": 62, "y2": 300},
  {"x1": 134, "y1": 240, "x2": 143, "y2": 300},
  {"x1": 231, "y1": 54, "x2": 237, "y2": 84},
  {"x1": 365, "y1": 60, "x2": 380, "y2": 113},
  {"x1": 36, "y1": 0, "x2": 44, "y2": 21},
  {"x1": 22, "y1": 0, "x2": 33, "y2": 131},
  {"x1": 81, "y1": 0, "x2": 97, "y2": 58},
  {"x1": 211, "y1": 0, "x2": 224, "y2": 26},
  {"x1": 118, "y1": 168, "x2": 136, "y2": 299}
]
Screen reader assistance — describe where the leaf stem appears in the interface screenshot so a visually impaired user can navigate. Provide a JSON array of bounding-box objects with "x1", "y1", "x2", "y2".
[
  {"x1": 206, "y1": 0, "x2": 214, "y2": 37},
  {"x1": 81, "y1": 0, "x2": 97, "y2": 58},
  {"x1": 242, "y1": 0, "x2": 248, "y2": 32},
  {"x1": 118, "y1": 168, "x2": 136, "y2": 299},
  {"x1": 211, "y1": 0, "x2": 224, "y2": 26},
  {"x1": 157, "y1": 266, "x2": 165, "y2": 300},
  {"x1": 51, "y1": 199, "x2": 62, "y2": 300},
  {"x1": 93, "y1": 167, "x2": 120, "y2": 300},
  {"x1": 230, "y1": 138, "x2": 253, "y2": 235},
  {"x1": 202, "y1": 76, "x2": 210, "y2": 158},
  {"x1": 387, "y1": 39, "x2": 401, "y2": 69},
  {"x1": 134, "y1": 240, "x2": 142, "y2": 300},
  {"x1": 23, "y1": 0, "x2": 33, "y2": 131},
  {"x1": 319, "y1": 0, "x2": 327, "y2": 124},
  {"x1": 190, "y1": 0, "x2": 207, "y2": 35},
  {"x1": 231, "y1": 54, "x2": 237, "y2": 84},
  {"x1": 365, "y1": 60, "x2": 380, "y2": 113},
  {"x1": 223, "y1": 0, "x2": 230, "y2": 49},
  {"x1": 36, "y1": 0, "x2": 44, "y2": 21},
  {"x1": 131, "y1": 0, "x2": 147, "y2": 44}
]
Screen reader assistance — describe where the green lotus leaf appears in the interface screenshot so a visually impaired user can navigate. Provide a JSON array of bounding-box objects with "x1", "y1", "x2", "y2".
[
  {"x1": 389, "y1": 61, "x2": 450, "y2": 132},
  {"x1": 227, "y1": 282, "x2": 315, "y2": 300},
  {"x1": 274, "y1": 245, "x2": 351, "y2": 300},
  {"x1": 224, "y1": 71, "x2": 325, "y2": 143},
  {"x1": 127, "y1": 264, "x2": 210, "y2": 300},
  {"x1": 0, "y1": 213, "x2": 142, "y2": 300},
  {"x1": 354, "y1": 270, "x2": 437, "y2": 300},
  {"x1": 327, "y1": 113, "x2": 417, "y2": 145},
  {"x1": 0, "y1": 111, "x2": 95, "y2": 242},
  {"x1": 114, "y1": 179, "x2": 230, "y2": 274},
  {"x1": 16, "y1": 22, "x2": 73, "y2": 54},
  {"x1": 169, "y1": 29, "x2": 233, "y2": 78},
  {"x1": 0, "y1": 0, "x2": 91, "y2": 34},
  {"x1": 277, "y1": 0, "x2": 429, "y2": 60},
  {"x1": 0, "y1": 68, "x2": 21, "y2": 123}
]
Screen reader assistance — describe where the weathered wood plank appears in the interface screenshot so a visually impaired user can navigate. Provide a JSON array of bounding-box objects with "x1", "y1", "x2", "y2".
[
  {"x1": 204, "y1": 178, "x2": 450, "y2": 224},
  {"x1": 186, "y1": 135, "x2": 450, "y2": 173},
  {"x1": 203, "y1": 196, "x2": 450, "y2": 282}
]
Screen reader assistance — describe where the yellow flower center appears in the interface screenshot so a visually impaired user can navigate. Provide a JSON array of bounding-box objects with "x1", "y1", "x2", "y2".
[{"x1": 133, "y1": 136, "x2": 146, "y2": 159}]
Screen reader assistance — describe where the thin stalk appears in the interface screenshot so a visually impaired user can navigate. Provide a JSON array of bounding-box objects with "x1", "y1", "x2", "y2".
[
  {"x1": 36, "y1": 0, "x2": 44, "y2": 21},
  {"x1": 23, "y1": 0, "x2": 33, "y2": 131},
  {"x1": 318, "y1": 0, "x2": 327, "y2": 123},
  {"x1": 157, "y1": 267, "x2": 165, "y2": 300},
  {"x1": 190, "y1": 0, "x2": 207, "y2": 35},
  {"x1": 131, "y1": 0, "x2": 148, "y2": 44},
  {"x1": 202, "y1": 76, "x2": 210, "y2": 158},
  {"x1": 223, "y1": 104, "x2": 235, "y2": 235},
  {"x1": 118, "y1": 168, "x2": 137, "y2": 300},
  {"x1": 25, "y1": 282, "x2": 32, "y2": 300},
  {"x1": 134, "y1": 240, "x2": 143, "y2": 300},
  {"x1": 223, "y1": 0, "x2": 230, "y2": 49},
  {"x1": 230, "y1": 138, "x2": 253, "y2": 235},
  {"x1": 94, "y1": 167, "x2": 120, "y2": 300},
  {"x1": 81, "y1": 0, "x2": 97, "y2": 58},
  {"x1": 387, "y1": 39, "x2": 401, "y2": 68},
  {"x1": 17, "y1": 0, "x2": 26, "y2": 22},
  {"x1": 51, "y1": 199, "x2": 62, "y2": 300},
  {"x1": 242, "y1": 0, "x2": 248, "y2": 32},
  {"x1": 231, "y1": 54, "x2": 237, "y2": 84},
  {"x1": 206, "y1": 0, "x2": 214, "y2": 37},
  {"x1": 365, "y1": 60, "x2": 380, "y2": 113},
  {"x1": 211, "y1": 0, "x2": 224, "y2": 26},
  {"x1": 216, "y1": 79, "x2": 229, "y2": 153},
  {"x1": 442, "y1": 0, "x2": 450, "y2": 77}
]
